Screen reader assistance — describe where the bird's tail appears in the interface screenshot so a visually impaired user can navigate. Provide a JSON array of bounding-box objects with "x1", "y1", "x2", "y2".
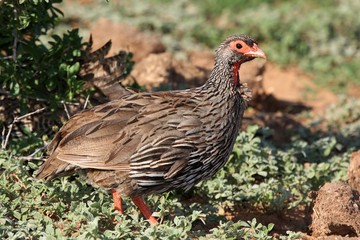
[{"x1": 36, "y1": 154, "x2": 77, "y2": 181}]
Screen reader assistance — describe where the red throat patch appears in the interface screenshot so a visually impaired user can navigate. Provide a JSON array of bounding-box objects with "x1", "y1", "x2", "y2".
[{"x1": 233, "y1": 62, "x2": 241, "y2": 87}]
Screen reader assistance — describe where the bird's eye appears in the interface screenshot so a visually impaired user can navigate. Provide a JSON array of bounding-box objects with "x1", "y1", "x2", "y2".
[{"x1": 236, "y1": 43, "x2": 242, "y2": 49}]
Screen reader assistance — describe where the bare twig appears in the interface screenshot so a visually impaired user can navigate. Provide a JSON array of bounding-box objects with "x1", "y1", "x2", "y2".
[
  {"x1": 17, "y1": 156, "x2": 45, "y2": 161},
  {"x1": 1, "y1": 126, "x2": 6, "y2": 147},
  {"x1": 1, "y1": 107, "x2": 47, "y2": 149},
  {"x1": 63, "y1": 102, "x2": 70, "y2": 120},
  {"x1": 15, "y1": 107, "x2": 47, "y2": 122},
  {"x1": 28, "y1": 144, "x2": 47, "y2": 157},
  {"x1": 12, "y1": 5, "x2": 18, "y2": 62},
  {"x1": 2, "y1": 122, "x2": 14, "y2": 150},
  {"x1": 15, "y1": 144, "x2": 47, "y2": 162},
  {"x1": 9, "y1": 173, "x2": 26, "y2": 189},
  {"x1": 2, "y1": 56, "x2": 13, "y2": 60},
  {"x1": 83, "y1": 94, "x2": 90, "y2": 110}
]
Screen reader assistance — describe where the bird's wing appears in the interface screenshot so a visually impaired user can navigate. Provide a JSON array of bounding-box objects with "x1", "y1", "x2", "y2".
[
  {"x1": 51, "y1": 92, "x2": 204, "y2": 179},
  {"x1": 48, "y1": 98, "x2": 141, "y2": 170}
]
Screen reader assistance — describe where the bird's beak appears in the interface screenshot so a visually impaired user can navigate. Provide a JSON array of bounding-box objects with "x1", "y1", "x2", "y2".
[{"x1": 244, "y1": 43, "x2": 267, "y2": 60}]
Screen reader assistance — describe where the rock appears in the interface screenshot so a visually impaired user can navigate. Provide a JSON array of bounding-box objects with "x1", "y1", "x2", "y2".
[
  {"x1": 187, "y1": 50, "x2": 214, "y2": 74},
  {"x1": 129, "y1": 52, "x2": 207, "y2": 90},
  {"x1": 90, "y1": 18, "x2": 165, "y2": 62},
  {"x1": 310, "y1": 182, "x2": 360, "y2": 237},
  {"x1": 348, "y1": 150, "x2": 360, "y2": 193}
]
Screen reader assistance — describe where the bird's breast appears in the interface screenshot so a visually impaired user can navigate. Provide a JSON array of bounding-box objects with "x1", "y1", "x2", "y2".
[{"x1": 179, "y1": 93, "x2": 246, "y2": 188}]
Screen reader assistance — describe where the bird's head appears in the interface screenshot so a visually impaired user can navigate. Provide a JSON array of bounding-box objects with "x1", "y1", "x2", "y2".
[
  {"x1": 215, "y1": 34, "x2": 266, "y2": 87},
  {"x1": 216, "y1": 34, "x2": 266, "y2": 64}
]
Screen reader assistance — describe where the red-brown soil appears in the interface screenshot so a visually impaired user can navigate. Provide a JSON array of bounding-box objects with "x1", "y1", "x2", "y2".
[{"x1": 310, "y1": 182, "x2": 360, "y2": 238}]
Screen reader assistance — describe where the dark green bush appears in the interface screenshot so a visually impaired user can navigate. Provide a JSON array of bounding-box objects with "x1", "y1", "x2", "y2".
[{"x1": 0, "y1": 0, "x2": 87, "y2": 113}]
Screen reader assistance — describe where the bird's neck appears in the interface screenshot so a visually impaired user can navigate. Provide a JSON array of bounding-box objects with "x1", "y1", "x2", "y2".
[{"x1": 205, "y1": 60, "x2": 240, "y2": 93}]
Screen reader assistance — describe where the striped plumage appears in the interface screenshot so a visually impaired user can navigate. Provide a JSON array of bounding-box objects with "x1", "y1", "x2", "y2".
[{"x1": 36, "y1": 34, "x2": 266, "y2": 225}]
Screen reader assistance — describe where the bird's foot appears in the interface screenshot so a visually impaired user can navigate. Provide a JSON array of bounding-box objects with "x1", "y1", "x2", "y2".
[{"x1": 131, "y1": 196, "x2": 158, "y2": 225}]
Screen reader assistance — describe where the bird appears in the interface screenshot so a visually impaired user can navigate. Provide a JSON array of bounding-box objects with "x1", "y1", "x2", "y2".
[{"x1": 36, "y1": 34, "x2": 266, "y2": 225}]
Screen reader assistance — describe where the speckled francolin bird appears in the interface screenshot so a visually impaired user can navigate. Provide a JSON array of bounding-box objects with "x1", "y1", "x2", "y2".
[{"x1": 36, "y1": 34, "x2": 266, "y2": 225}]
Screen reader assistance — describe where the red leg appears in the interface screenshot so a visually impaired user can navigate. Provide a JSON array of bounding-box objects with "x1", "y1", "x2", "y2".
[
  {"x1": 131, "y1": 196, "x2": 158, "y2": 225},
  {"x1": 112, "y1": 189, "x2": 123, "y2": 214}
]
